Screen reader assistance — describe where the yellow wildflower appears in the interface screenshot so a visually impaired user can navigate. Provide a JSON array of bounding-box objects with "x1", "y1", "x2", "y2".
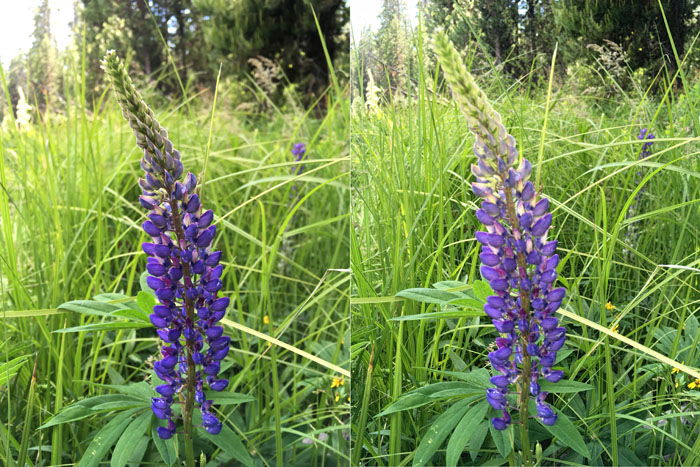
[
  {"x1": 331, "y1": 376, "x2": 344, "y2": 388},
  {"x1": 610, "y1": 323, "x2": 619, "y2": 334},
  {"x1": 671, "y1": 367, "x2": 680, "y2": 374},
  {"x1": 605, "y1": 302, "x2": 615, "y2": 311},
  {"x1": 263, "y1": 315, "x2": 270, "y2": 325},
  {"x1": 688, "y1": 379, "x2": 700, "y2": 389},
  {"x1": 335, "y1": 393, "x2": 340, "y2": 402}
]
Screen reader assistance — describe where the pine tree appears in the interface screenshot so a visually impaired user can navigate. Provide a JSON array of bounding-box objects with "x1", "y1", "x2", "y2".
[{"x1": 27, "y1": 0, "x2": 59, "y2": 114}]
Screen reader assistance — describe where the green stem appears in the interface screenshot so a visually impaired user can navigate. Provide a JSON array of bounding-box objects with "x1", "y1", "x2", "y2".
[
  {"x1": 504, "y1": 184, "x2": 534, "y2": 466},
  {"x1": 519, "y1": 348, "x2": 532, "y2": 467},
  {"x1": 169, "y1": 194, "x2": 196, "y2": 467}
]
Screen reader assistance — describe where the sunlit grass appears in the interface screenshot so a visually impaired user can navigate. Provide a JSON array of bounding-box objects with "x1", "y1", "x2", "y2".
[
  {"x1": 0, "y1": 56, "x2": 350, "y2": 464},
  {"x1": 350, "y1": 29, "x2": 700, "y2": 466}
]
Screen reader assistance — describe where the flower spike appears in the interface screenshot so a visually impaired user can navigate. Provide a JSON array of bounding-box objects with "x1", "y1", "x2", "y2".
[
  {"x1": 432, "y1": 31, "x2": 567, "y2": 430},
  {"x1": 102, "y1": 51, "x2": 229, "y2": 438}
]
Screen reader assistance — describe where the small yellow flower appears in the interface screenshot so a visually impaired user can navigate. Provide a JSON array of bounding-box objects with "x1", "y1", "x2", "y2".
[
  {"x1": 347, "y1": 396, "x2": 351, "y2": 403},
  {"x1": 331, "y1": 376, "x2": 344, "y2": 388},
  {"x1": 688, "y1": 379, "x2": 700, "y2": 389},
  {"x1": 263, "y1": 315, "x2": 270, "y2": 325},
  {"x1": 610, "y1": 324, "x2": 619, "y2": 334},
  {"x1": 335, "y1": 393, "x2": 340, "y2": 402},
  {"x1": 671, "y1": 367, "x2": 680, "y2": 374},
  {"x1": 605, "y1": 302, "x2": 615, "y2": 311},
  {"x1": 675, "y1": 381, "x2": 679, "y2": 388}
]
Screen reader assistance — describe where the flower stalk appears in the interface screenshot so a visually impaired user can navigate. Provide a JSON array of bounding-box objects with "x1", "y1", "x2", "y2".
[
  {"x1": 102, "y1": 51, "x2": 231, "y2": 465},
  {"x1": 432, "y1": 32, "x2": 567, "y2": 464}
]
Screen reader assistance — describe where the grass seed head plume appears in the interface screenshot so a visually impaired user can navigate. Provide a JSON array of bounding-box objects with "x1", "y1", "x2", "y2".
[
  {"x1": 432, "y1": 32, "x2": 566, "y2": 431},
  {"x1": 103, "y1": 50, "x2": 230, "y2": 439}
]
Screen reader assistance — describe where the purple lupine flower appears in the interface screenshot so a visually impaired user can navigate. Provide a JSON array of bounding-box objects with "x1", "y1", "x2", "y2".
[
  {"x1": 472, "y1": 132, "x2": 565, "y2": 430},
  {"x1": 291, "y1": 142, "x2": 306, "y2": 175},
  {"x1": 432, "y1": 31, "x2": 567, "y2": 431},
  {"x1": 103, "y1": 51, "x2": 229, "y2": 438},
  {"x1": 638, "y1": 128, "x2": 655, "y2": 158}
]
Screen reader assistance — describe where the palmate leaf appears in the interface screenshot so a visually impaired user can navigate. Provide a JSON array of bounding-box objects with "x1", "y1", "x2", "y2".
[
  {"x1": 468, "y1": 420, "x2": 489, "y2": 461},
  {"x1": 529, "y1": 399, "x2": 590, "y2": 458},
  {"x1": 378, "y1": 368, "x2": 490, "y2": 416},
  {"x1": 445, "y1": 400, "x2": 490, "y2": 466},
  {"x1": 377, "y1": 383, "x2": 482, "y2": 417},
  {"x1": 395, "y1": 280, "x2": 490, "y2": 320},
  {"x1": 396, "y1": 288, "x2": 467, "y2": 305},
  {"x1": 38, "y1": 394, "x2": 148, "y2": 429},
  {"x1": 78, "y1": 409, "x2": 142, "y2": 467},
  {"x1": 55, "y1": 294, "x2": 154, "y2": 334},
  {"x1": 412, "y1": 398, "x2": 473, "y2": 466},
  {"x1": 193, "y1": 411, "x2": 254, "y2": 466},
  {"x1": 152, "y1": 427, "x2": 178, "y2": 466},
  {"x1": 489, "y1": 421, "x2": 514, "y2": 459},
  {"x1": 539, "y1": 379, "x2": 593, "y2": 393},
  {"x1": 110, "y1": 411, "x2": 151, "y2": 467}
]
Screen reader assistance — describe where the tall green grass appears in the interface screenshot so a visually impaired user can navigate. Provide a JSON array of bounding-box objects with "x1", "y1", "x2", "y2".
[
  {"x1": 351, "y1": 29, "x2": 700, "y2": 466},
  {"x1": 0, "y1": 54, "x2": 350, "y2": 464}
]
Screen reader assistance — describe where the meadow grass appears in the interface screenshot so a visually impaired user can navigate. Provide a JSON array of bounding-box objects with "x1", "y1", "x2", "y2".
[
  {"x1": 350, "y1": 33, "x2": 700, "y2": 466},
  {"x1": 0, "y1": 56, "x2": 350, "y2": 465}
]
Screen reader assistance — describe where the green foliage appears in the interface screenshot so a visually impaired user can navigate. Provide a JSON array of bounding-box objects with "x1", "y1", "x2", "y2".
[
  {"x1": 554, "y1": 0, "x2": 699, "y2": 81},
  {"x1": 27, "y1": 0, "x2": 60, "y2": 113},
  {"x1": 351, "y1": 25, "x2": 700, "y2": 465},
  {"x1": 194, "y1": 0, "x2": 349, "y2": 98},
  {"x1": 0, "y1": 47, "x2": 350, "y2": 464}
]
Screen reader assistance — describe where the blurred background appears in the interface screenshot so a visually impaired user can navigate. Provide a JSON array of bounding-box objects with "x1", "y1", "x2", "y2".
[
  {"x1": 351, "y1": 0, "x2": 700, "y2": 102},
  {"x1": 0, "y1": 0, "x2": 349, "y2": 118}
]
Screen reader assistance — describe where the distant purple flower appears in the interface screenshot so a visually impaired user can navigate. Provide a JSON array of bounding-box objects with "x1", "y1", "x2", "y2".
[
  {"x1": 291, "y1": 142, "x2": 306, "y2": 175},
  {"x1": 638, "y1": 128, "x2": 655, "y2": 158}
]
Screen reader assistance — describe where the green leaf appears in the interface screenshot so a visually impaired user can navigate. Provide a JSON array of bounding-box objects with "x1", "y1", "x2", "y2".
[
  {"x1": 0, "y1": 356, "x2": 29, "y2": 386},
  {"x1": 412, "y1": 399, "x2": 472, "y2": 466},
  {"x1": 431, "y1": 368, "x2": 492, "y2": 390},
  {"x1": 54, "y1": 321, "x2": 151, "y2": 333},
  {"x1": 377, "y1": 393, "x2": 432, "y2": 416},
  {"x1": 432, "y1": 281, "x2": 470, "y2": 290},
  {"x1": 38, "y1": 394, "x2": 144, "y2": 429},
  {"x1": 139, "y1": 272, "x2": 153, "y2": 295},
  {"x1": 446, "y1": 297, "x2": 484, "y2": 310},
  {"x1": 377, "y1": 383, "x2": 481, "y2": 417},
  {"x1": 110, "y1": 411, "x2": 151, "y2": 467},
  {"x1": 78, "y1": 409, "x2": 139, "y2": 467},
  {"x1": 469, "y1": 420, "x2": 489, "y2": 461},
  {"x1": 136, "y1": 290, "x2": 156, "y2": 314},
  {"x1": 539, "y1": 408, "x2": 590, "y2": 458},
  {"x1": 618, "y1": 445, "x2": 644, "y2": 466},
  {"x1": 489, "y1": 422, "x2": 513, "y2": 459},
  {"x1": 471, "y1": 280, "x2": 492, "y2": 302},
  {"x1": 446, "y1": 400, "x2": 489, "y2": 466},
  {"x1": 390, "y1": 309, "x2": 483, "y2": 321},
  {"x1": 396, "y1": 288, "x2": 465, "y2": 305},
  {"x1": 111, "y1": 308, "x2": 151, "y2": 323},
  {"x1": 152, "y1": 427, "x2": 177, "y2": 466},
  {"x1": 539, "y1": 379, "x2": 593, "y2": 393},
  {"x1": 58, "y1": 300, "x2": 120, "y2": 317},
  {"x1": 197, "y1": 422, "x2": 254, "y2": 466},
  {"x1": 206, "y1": 391, "x2": 256, "y2": 405},
  {"x1": 93, "y1": 293, "x2": 135, "y2": 309}
]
